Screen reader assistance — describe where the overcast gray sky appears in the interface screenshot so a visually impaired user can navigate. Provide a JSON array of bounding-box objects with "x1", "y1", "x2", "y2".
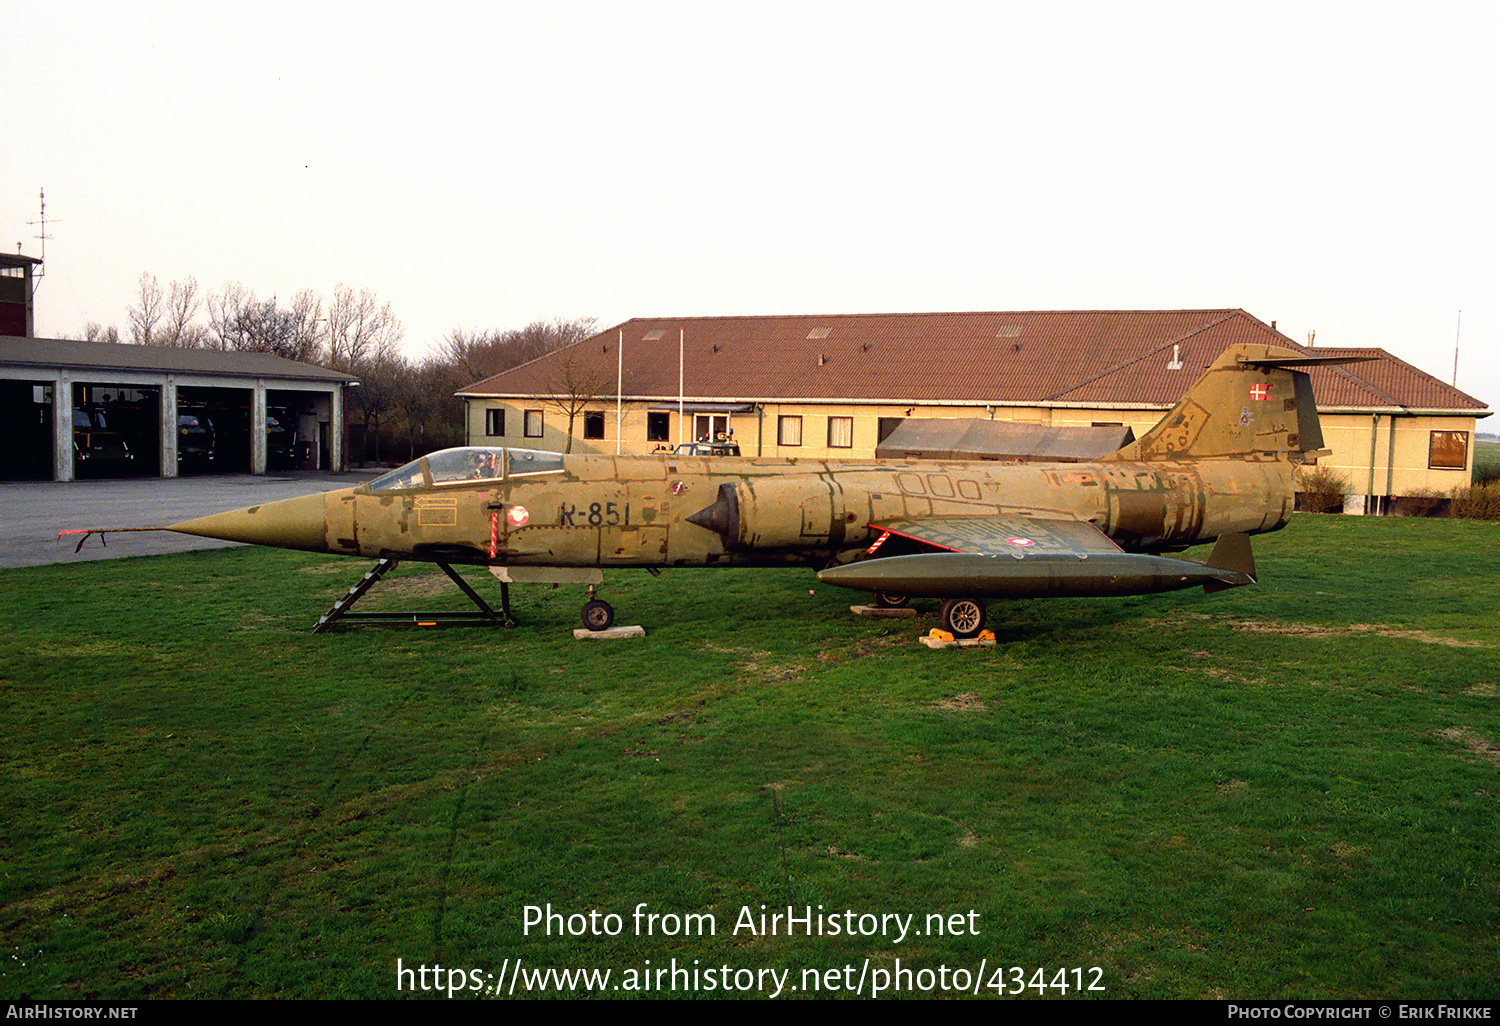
[{"x1": 6, "y1": 1, "x2": 1496, "y2": 411}]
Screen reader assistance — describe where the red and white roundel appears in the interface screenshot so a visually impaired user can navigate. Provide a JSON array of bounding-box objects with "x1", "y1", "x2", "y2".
[
  {"x1": 1006, "y1": 536, "x2": 1035, "y2": 546},
  {"x1": 506, "y1": 505, "x2": 530, "y2": 528}
]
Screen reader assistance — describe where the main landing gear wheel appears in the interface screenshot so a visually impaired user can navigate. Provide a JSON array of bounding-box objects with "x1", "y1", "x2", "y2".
[
  {"x1": 581, "y1": 599, "x2": 616, "y2": 632},
  {"x1": 938, "y1": 598, "x2": 986, "y2": 639},
  {"x1": 873, "y1": 592, "x2": 910, "y2": 608}
]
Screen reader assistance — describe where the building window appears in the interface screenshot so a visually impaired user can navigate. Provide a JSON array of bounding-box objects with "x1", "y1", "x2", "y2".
[
  {"x1": 647, "y1": 412, "x2": 670, "y2": 442},
  {"x1": 877, "y1": 417, "x2": 905, "y2": 444},
  {"x1": 583, "y1": 412, "x2": 604, "y2": 439},
  {"x1": 485, "y1": 409, "x2": 505, "y2": 437},
  {"x1": 524, "y1": 410, "x2": 544, "y2": 438},
  {"x1": 778, "y1": 416, "x2": 802, "y2": 446},
  {"x1": 695, "y1": 414, "x2": 729, "y2": 442},
  {"x1": 827, "y1": 416, "x2": 853, "y2": 448},
  {"x1": 1429, "y1": 430, "x2": 1469, "y2": 470}
]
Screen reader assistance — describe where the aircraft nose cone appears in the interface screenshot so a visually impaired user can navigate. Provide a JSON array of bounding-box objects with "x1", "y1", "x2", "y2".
[{"x1": 169, "y1": 491, "x2": 330, "y2": 552}]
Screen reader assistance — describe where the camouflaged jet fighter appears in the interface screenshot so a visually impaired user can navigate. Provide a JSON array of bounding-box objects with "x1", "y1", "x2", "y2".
[{"x1": 69, "y1": 343, "x2": 1353, "y2": 637}]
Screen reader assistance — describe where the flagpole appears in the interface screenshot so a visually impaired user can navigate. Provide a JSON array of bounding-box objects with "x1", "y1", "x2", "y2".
[
  {"x1": 678, "y1": 327, "x2": 685, "y2": 445},
  {"x1": 616, "y1": 329, "x2": 624, "y2": 455},
  {"x1": 1453, "y1": 309, "x2": 1462, "y2": 386}
]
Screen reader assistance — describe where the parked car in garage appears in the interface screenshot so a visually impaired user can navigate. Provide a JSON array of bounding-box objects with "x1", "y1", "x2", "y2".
[
  {"x1": 177, "y1": 410, "x2": 216, "y2": 470},
  {"x1": 72, "y1": 408, "x2": 134, "y2": 475}
]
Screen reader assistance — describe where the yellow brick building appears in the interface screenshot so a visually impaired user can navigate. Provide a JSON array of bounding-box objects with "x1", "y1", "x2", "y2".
[{"x1": 458, "y1": 310, "x2": 1490, "y2": 514}]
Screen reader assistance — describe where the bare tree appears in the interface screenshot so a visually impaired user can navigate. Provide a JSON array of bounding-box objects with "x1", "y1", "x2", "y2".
[
  {"x1": 160, "y1": 276, "x2": 207, "y2": 347},
  {"x1": 440, "y1": 317, "x2": 597, "y2": 383},
  {"x1": 326, "y1": 285, "x2": 403, "y2": 372},
  {"x1": 82, "y1": 322, "x2": 121, "y2": 343},
  {"x1": 436, "y1": 327, "x2": 494, "y2": 382},
  {"x1": 207, "y1": 283, "x2": 322, "y2": 362},
  {"x1": 541, "y1": 353, "x2": 610, "y2": 454},
  {"x1": 205, "y1": 283, "x2": 251, "y2": 351},
  {"x1": 347, "y1": 354, "x2": 404, "y2": 464},
  {"x1": 288, "y1": 289, "x2": 324, "y2": 359},
  {"x1": 417, "y1": 358, "x2": 466, "y2": 450},
  {"x1": 417, "y1": 343, "x2": 483, "y2": 446},
  {"x1": 128, "y1": 273, "x2": 165, "y2": 345},
  {"x1": 393, "y1": 357, "x2": 457, "y2": 459},
  {"x1": 511, "y1": 317, "x2": 598, "y2": 361}
]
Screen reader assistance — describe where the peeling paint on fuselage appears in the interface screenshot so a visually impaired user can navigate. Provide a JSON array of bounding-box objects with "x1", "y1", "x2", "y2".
[{"x1": 323, "y1": 451, "x2": 1294, "y2": 570}]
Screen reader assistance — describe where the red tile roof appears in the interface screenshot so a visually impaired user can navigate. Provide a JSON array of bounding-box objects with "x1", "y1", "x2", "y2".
[
  {"x1": 460, "y1": 310, "x2": 1488, "y2": 414},
  {"x1": 1298, "y1": 347, "x2": 1485, "y2": 411}
]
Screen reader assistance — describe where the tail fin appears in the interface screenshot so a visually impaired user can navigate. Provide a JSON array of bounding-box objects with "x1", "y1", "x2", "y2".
[{"x1": 1104, "y1": 344, "x2": 1345, "y2": 463}]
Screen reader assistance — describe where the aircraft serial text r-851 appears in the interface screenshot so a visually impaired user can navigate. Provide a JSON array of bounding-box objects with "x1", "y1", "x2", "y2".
[{"x1": 110, "y1": 343, "x2": 1350, "y2": 637}]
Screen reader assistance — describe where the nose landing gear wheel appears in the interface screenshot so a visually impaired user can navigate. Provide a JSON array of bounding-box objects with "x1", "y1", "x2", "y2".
[
  {"x1": 938, "y1": 598, "x2": 986, "y2": 639},
  {"x1": 581, "y1": 599, "x2": 616, "y2": 632},
  {"x1": 873, "y1": 592, "x2": 910, "y2": 608}
]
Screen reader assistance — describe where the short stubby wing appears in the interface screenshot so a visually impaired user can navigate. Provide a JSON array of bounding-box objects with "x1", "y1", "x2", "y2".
[
  {"x1": 869, "y1": 514, "x2": 1124, "y2": 556},
  {"x1": 820, "y1": 514, "x2": 1253, "y2": 599}
]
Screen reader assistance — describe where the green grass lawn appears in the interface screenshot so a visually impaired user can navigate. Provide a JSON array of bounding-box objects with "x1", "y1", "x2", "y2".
[
  {"x1": 1474, "y1": 437, "x2": 1499, "y2": 484},
  {"x1": 2, "y1": 514, "x2": 1498, "y2": 1000}
]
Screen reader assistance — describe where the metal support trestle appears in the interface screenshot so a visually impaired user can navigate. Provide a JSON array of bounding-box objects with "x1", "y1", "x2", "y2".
[{"x1": 313, "y1": 558, "x2": 515, "y2": 632}]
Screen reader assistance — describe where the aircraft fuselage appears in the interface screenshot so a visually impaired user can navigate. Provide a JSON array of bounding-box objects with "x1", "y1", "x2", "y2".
[
  {"x1": 287, "y1": 449, "x2": 1294, "y2": 570},
  {"x1": 140, "y1": 342, "x2": 1348, "y2": 636}
]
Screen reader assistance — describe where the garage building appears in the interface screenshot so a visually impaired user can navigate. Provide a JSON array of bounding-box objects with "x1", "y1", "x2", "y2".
[{"x1": 1, "y1": 336, "x2": 357, "y2": 481}]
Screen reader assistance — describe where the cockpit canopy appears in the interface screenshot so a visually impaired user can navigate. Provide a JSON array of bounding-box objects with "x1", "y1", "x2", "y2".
[{"x1": 365, "y1": 447, "x2": 566, "y2": 491}]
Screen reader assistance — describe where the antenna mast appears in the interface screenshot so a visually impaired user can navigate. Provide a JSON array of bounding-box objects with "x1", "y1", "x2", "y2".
[{"x1": 25, "y1": 187, "x2": 53, "y2": 292}]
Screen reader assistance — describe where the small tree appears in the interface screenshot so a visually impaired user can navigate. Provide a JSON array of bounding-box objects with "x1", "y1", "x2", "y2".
[{"x1": 541, "y1": 354, "x2": 609, "y2": 454}]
